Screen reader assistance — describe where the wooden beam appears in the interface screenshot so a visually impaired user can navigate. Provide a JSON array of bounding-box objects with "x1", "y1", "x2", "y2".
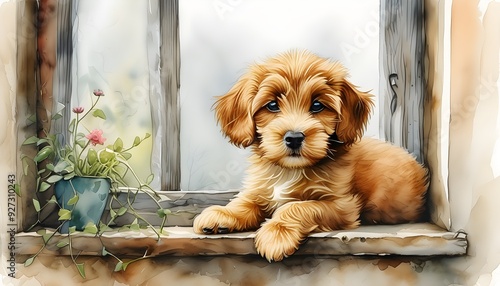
[
  {"x1": 380, "y1": 0, "x2": 426, "y2": 163},
  {"x1": 17, "y1": 0, "x2": 41, "y2": 231},
  {"x1": 159, "y1": 0, "x2": 181, "y2": 191},
  {"x1": 16, "y1": 223, "x2": 467, "y2": 258},
  {"x1": 52, "y1": 0, "x2": 75, "y2": 143}
]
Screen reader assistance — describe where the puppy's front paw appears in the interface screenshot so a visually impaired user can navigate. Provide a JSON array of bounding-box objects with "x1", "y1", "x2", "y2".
[
  {"x1": 193, "y1": 205, "x2": 239, "y2": 234},
  {"x1": 254, "y1": 221, "x2": 303, "y2": 262}
]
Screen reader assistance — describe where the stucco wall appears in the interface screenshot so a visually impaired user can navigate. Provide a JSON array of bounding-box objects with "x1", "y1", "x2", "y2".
[{"x1": 1, "y1": 0, "x2": 500, "y2": 285}]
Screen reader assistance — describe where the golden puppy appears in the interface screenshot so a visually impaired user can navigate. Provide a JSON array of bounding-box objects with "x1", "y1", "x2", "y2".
[{"x1": 193, "y1": 50, "x2": 428, "y2": 262}]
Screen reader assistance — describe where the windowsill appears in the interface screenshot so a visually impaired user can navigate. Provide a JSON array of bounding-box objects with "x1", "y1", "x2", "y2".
[
  {"x1": 16, "y1": 190, "x2": 468, "y2": 258},
  {"x1": 16, "y1": 223, "x2": 467, "y2": 258}
]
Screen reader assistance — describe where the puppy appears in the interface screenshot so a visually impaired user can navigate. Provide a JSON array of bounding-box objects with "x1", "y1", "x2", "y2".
[{"x1": 193, "y1": 50, "x2": 428, "y2": 262}]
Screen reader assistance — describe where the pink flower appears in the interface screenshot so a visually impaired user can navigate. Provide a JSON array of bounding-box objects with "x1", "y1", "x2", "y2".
[
  {"x1": 86, "y1": 129, "x2": 106, "y2": 146},
  {"x1": 72, "y1": 106, "x2": 84, "y2": 114},
  {"x1": 93, "y1": 89, "x2": 105, "y2": 96}
]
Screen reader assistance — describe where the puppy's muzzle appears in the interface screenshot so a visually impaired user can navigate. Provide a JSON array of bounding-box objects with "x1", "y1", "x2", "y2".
[{"x1": 284, "y1": 131, "x2": 305, "y2": 150}]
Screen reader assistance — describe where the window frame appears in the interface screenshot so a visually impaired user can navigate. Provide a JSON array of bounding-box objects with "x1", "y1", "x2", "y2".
[{"x1": 14, "y1": 0, "x2": 465, "y2": 258}]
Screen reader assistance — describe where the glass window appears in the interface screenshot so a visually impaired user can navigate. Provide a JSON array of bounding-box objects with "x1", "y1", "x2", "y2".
[
  {"x1": 179, "y1": 0, "x2": 380, "y2": 190},
  {"x1": 70, "y1": 0, "x2": 156, "y2": 187}
]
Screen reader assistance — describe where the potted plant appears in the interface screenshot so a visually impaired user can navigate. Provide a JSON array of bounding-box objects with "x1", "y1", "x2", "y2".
[{"x1": 20, "y1": 89, "x2": 170, "y2": 278}]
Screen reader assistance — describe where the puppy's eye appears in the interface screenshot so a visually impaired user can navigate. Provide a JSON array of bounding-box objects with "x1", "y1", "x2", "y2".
[
  {"x1": 310, "y1": 100, "x2": 325, "y2": 113},
  {"x1": 266, "y1": 101, "x2": 280, "y2": 112}
]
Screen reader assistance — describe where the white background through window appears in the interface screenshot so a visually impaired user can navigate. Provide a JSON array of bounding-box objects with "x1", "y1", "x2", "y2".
[{"x1": 179, "y1": 0, "x2": 380, "y2": 191}]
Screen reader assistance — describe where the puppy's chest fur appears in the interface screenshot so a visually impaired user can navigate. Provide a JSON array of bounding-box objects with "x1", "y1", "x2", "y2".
[
  {"x1": 269, "y1": 170, "x2": 303, "y2": 206},
  {"x1": 245, "y1": 160, "x2": 353, "y2": 211}
]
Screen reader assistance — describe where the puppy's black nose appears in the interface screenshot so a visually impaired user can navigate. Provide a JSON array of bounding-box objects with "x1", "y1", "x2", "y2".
[{"x1": 284, "y1": 131, "x2": 305, "y2": 150}]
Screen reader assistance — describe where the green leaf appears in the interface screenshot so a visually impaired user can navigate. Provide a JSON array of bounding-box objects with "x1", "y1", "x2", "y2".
[
  {"x1": 76, "y1": 263, "x2": 85, "y2": 278},
  {"x1": 46, "y1": 163, "x2": 55, "y2": 171},
  {"x1": 64, "y1": 173, "x2": 75, "y2": 180},
  {"x1": 69, "y1": 226, "x2": 77, "y2": 234},
  {"x1": 36, "y1": 138, "x2": 49, "y2": 146},
  {"x1": 32, "y1": 199, "x2": 41, "y2": 212},
  {"x1": 130, "y1": 218, "x2": 140, "y2": 231},
  {"x1": 121, "y1": 261, "x2": 131, "y2": 271},
  {"x1": 113, "y1": 138, "x2": 123, "y2": 152},
  {"x1": 114, "y1": 261, "x2": 124, "y2": 272},
  {"x1": 22, "y1": 136, "x2": 39, "y2": 145},
  {"x1": 144, "y1": 133, "x2": 151, "y2": 139},
  {"x1": 99, "y1": 150, "x2": 115, "y2": 164},
  {"x1": 54, "y1": 161, "x2": 69, "y2": 173},
  {"x1": 34, "y1": 146, "x2": 54, "y2": 162},
  {"x1": 76, "y1": 140, "x2": 86, "y2": 148},
  {"x1": 87, "y1": 149, "x2": 97, "y2": 165},
  {"x1": 116, "y1": 207, "x2": 127, "y2": 216},
  {"x1": 146, "y1": 174, "x2": 154, "y2": 185},
  {"x1": 63, "y1": 165, "x2": 74, "y2": 173},
  {"x1": 26, "y1": 114, "x2": 36, "y2": 125},
  {"x1": 14, "y1": 184, "x2": 21, "y2": 197},
  {"x1": 121, "y1": 152, "x2": 132, "y2": 160},
  {"x1": 133, "y1": 136, "x2": 141, "y2": 147},
  {"x1": 98, "y1": 223, "x2": 113, "y2": 233},
  {"x1": 47, "y1": 133, "x2": 57, "y2": 142},
  {"x1": 92, "y1": 109, "x2": 106, "y2": 119},
  {"x1": 83, "y1": 222, "x2": 98, "y2": 234},
  {"x1": 58, "y1": 209, "x2": 72, "y2": 220},
  {"x1": 47, "y1": 175, "x2": 63, "y2": 183},
  {"x1": 68, "y1": 119, "x2": 76, "y2": 133},
  {"x1": 22, "y1": 158, "x2": 29, "y2": 176},
  {"x1": 38, "y1": 182, "x2": 51, "y2": 193},
  {"x1": 36, "y1": 228, "x2": 47, "y2": 235},
  {"x1": 36, "y1": 229, "x2": 46, "y2": 235},
  {"x1": 52, "y1": 113, "x2": 63, "y2": 120},
  {"x1": 42, "y1": 234, "x2": 52, "y2": 243},
  {"x1": 113, "y1": 165, "x2": 126, "y2": 176},
  {"x1": 56, "y1": 238, "x2": 69, "y2": 248},
  {"x1": 156, "y1": 208, "x2": 171, "y2": 218},
  {"x1": 24, "y1": 257, "x2": 35, "y2": 267},
  {"x1": 23, "y1": 164, "x2": 29, "y2": 176},
  {"x1": 48, "y1": 195, "x2": 57, "y2": 203},
  {"x1": 102, "y1": 247, "x2": 109, "y2": 256},
  {"x1": 67, "y1": 195, "x2": 79, "y2": 206}
]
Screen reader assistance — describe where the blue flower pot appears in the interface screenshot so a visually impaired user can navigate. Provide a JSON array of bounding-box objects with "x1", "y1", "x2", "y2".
[{"x1": 54, "y1": 176, "x2": 111, "y2": 233}]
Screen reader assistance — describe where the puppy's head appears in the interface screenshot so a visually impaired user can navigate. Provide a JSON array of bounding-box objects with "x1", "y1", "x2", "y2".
[{"x1": 215, "y1": 50, "x2": 373, "y2": 168}]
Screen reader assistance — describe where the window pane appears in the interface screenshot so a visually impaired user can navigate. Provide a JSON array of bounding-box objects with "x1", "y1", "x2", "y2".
[
  {"x1": 71, "y1": 0, "x2": 156, "y2": 187},
  {"x1": 179, "y1": 0, "x2": 380, "y2": 191}
]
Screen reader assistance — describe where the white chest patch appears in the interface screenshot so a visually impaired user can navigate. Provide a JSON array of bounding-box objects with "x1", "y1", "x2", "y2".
[
  {"x1": 272, "y1": 181, "x2": 292, "y2": 202},
  {"x1": 270, "y1": 170, "x2": 303, "y2": 207}
]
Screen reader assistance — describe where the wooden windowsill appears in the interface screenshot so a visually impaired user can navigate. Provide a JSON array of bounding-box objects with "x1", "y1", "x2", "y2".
[{"x1": 16, "y1": 223, "x2": 467, "y2": 258}]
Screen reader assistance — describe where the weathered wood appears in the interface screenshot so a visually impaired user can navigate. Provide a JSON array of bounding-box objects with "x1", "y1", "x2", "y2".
[
  {"x1": 380, "y1": 0, "x2": 426, "y2": 163},
  {"x1": 17, "y1": 0, "x2": 41, "y2": 231},
  {"x1": 422, "y1": 0, "x2": 452, "y2": 230},
  {"x1": 103, "y1": 190, "x2": 239, "y2": 227},
  {"x1": 158, "y1": 0, "x2": 181, "y2": 191},
  {"x1": 34, "y1": 0, "x2": 58, "y2": 223},
  {"x1": 16, "y1": 0, "x2": 39, "y2": 230},
  {"x1": 16, "y1": 223, "x2": 467, "y2": 258},
  {"x1": 36, "y1": 0, "x2": 57, "y2": 138},
  {"x1": 52, "y1": 0, "x2": 75, "y2": 142}
]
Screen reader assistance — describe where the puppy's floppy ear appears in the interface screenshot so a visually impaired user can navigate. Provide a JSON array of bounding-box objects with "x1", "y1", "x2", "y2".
[
  {"x1": 214, "y1": 68, "x2": 263, "y2": 147},
  {"x1": 336, "y1": 79, "x2": 374, "y2": 145}
]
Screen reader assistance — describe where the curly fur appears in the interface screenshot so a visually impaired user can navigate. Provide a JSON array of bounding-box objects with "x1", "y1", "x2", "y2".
[{"x1": 193, "y1": 50, "x2": 428, "y2": 262}]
